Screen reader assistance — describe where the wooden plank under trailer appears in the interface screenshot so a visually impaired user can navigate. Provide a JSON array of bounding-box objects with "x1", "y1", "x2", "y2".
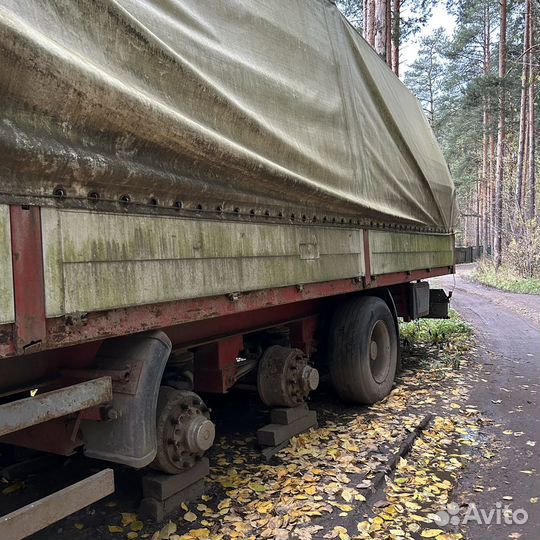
[
  {"x1": 0, "y1": 378, "x2": 115, "y2": 539},
  {"x1": 0, "y1": 469, "x2": 115, "y2": 540}
]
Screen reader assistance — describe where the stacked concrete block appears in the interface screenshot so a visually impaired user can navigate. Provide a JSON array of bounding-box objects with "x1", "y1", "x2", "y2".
[
  {"x1": 139, "y1": 458, "x2": 209, "y2": 521},
  {"x1": 257, "y1": 403, "x2": 317, "y2": 457}
]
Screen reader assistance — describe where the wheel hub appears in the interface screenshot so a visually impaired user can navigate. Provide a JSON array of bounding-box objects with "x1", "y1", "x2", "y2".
[
  {"x1": 257, "y1": 345, "x2": 319, "y2": 407},
  {"x1": 151, "y1": 387, "x2": 215, "y2": 474},
  {"x1": 369, "y1": 340, "x2": 378, "y2": 360},
  {"x1": 301, "y1": 365, "x2": 320, "y2": 393},
  {"x1": 186, "y1": 416, "x2": 215, "y2": 453},
  {"x1": 370, "y1": 320, "x2": 392, "y2": 384}
]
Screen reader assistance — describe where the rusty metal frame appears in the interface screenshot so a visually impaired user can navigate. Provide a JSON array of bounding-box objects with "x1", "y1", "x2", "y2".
[
  {"x1": 0, "y1": 469, "x2": 114, "y2": 540},
  {"x1": 363, "y1": 229, "x2": 372, "y2": 286},
  {"x1": 0, "y1": 377, "x2": 113, "y2": 437},
  {"x1": 9, "y1": 205, "x2": 46, "y2": 354},
  {"x1": 289, "y1": 316, "x2": 319, "y2": 356},
  {"x1": 194, "y1": 335, "x2": 243, "y2": 393},
  {"x1": 0, "y1": 266, "x2": 453, "y2": 360},
  {"x1": 0, "y1": 419, "x2": 83, "y2": 455}
]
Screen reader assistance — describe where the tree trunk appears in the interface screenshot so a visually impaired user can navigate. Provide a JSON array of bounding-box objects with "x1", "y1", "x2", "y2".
[
  {"x1": 489, "y1": 133, "x2": 496, "y2": 251},
  {"x1": 482, "y1": 2, "x2": 492, "y2": 251},
  {"x1": 482, "y1": 107, "x2": 489, "y2": 249},
  {"x1": 476, "y1": 175, "x2": 481, "y2": 248},
  {"x1": 527, "y1": 106, "x2": 536, "y2": 219},
  {"x1": 367, "y1": 0, "x2": 376, "y2": 46},
  {"x1": 385, "y1": 0, "x2": 392, "y2": 65},
  {"x1": 375, "y1": 0, "x2": 387, "y2": 59},
  {"x1": 391, "y1": 0, "x2": 401, "y2": 76},
  {"x1": 363, "y1": 0, "x2": 368, "y2": 38},
  {"x1": 515, "y1": 0, "x2": 531, "y2": 210},
  {"x1": 494, "y1": 0, "x2": 506, "y2": 269},
  {"x1": 527, "y1": 0, "x2": 536, "y2": 220}
]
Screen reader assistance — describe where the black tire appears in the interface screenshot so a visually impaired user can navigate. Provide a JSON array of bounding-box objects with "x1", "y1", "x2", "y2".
[{"x1": 328, "y1": 296, "x2": 398, "y2": 404}]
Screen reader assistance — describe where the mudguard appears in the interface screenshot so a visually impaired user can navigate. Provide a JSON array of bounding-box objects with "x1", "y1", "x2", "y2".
[{"x1": 81, "y1": 331, "x2": 171, "y2": 468}]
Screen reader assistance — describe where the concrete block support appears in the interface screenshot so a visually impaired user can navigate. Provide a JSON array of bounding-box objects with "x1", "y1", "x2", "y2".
[
  {"x1": 139, "y1": 480, "x2": 204, "y2": 522},
  {"x1": 257, "y1": 411, "x2": 317, "y2": 447},
  {"x1": 270, "y1": 403, "x2": 309, "y2": 424},
  {"x1": 139, "y1": 458, "x2": 209, "y2": 521}
]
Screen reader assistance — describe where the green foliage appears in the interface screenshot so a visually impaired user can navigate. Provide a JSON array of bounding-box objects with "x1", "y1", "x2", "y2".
[
  {"x1": 400, "y1": 309, "x2": 473, "y2": 350},
  {"x1": 405, "y1": 0, "x2": 526, "y2": 194},
  {"x1": 337, "y1": 0, "x2": 363, "y2": 29},
  {"x1": 506, "y1": 217, "x2": 540, "y2": 278},
  {"x1": 404, "y1": 28, "x2": 448, "y2": 126},
  {"x1": 472, "y1": 258, "x2": 540, "y2": 294},
  {"x1": 337, "y1": 0, "x2": 438, "y2": 41},
  {"x1": 399, "y1": 0, "x2": 438, "y2": 43}
]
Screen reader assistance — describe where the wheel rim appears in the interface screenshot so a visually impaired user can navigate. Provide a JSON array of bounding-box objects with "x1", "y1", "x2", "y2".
[{"x1": 369, "y1": 319, "x2": 391, "y2": 383}]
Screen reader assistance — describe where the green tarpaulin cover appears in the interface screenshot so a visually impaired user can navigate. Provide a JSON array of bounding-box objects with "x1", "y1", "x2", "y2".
[{"x1": 0, "y1": 0, "x2": 455, "y2": 232}]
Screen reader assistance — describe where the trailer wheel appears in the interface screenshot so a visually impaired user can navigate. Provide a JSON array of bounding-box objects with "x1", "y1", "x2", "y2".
[{"x1": 328, "y1": 296, "x2": 398, "y2": 404}]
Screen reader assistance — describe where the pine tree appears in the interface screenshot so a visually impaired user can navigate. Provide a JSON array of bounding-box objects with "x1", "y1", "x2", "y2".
[
  {"x1": 339, "y1": 0, "x2": 436, "y2": 74},
  {"x1": 493, "y1": 0, "x2": 506, "y2": 268},
  {"x1": 526, "y1": 0, "x2": 536, "y2": 220},
  {"x1": 404, "y1": 29, "x2": 448, "y2": 128},
  {"x1": 515, "y1": 0, "x2": 531, "y2": 210}
]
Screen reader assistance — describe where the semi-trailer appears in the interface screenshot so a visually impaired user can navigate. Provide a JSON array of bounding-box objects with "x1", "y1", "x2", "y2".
[{"x1": 0, "y1": 0, "x2": 455, "y2": 536}]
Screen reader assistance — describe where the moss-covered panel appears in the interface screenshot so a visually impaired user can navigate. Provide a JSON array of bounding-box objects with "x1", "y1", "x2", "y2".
[
  {"x1": 42, "y1": 209, "x2": 365, "y2": 316},
  {"x1": 369, "y1": 231, "x2": 454, "y2": 274}
]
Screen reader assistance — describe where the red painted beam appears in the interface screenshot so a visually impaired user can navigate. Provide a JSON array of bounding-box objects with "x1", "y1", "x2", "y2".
[
  {"x1": 363, "y1": 230, "x2": 372, "y2": 286},
  {"x1": 368, "y1": 266, "x2": 452, "y2": 287},
  {"x1": 289, "y1": 316, "x2": 319, "y2": 356},
  {"x1": 0, "y1": 419, "x2": 81, "y2": 455},
  {"x1": 10, "y1": 206, "x2": 46, "y2": 354},
  {"x1": 45, "y1": 279, "x2": 361, "y2": 350},
  {"x1": 194, "y1": 335, "x2": 243, "y2": 393}
]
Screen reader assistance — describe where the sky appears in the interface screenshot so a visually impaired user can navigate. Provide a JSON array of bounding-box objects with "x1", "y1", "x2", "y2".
[{"x1": 399, "y1": 4, "x2": 456, "y2": 76}]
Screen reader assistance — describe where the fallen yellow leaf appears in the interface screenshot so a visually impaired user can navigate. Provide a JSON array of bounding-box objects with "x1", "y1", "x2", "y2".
[
  {"x1": 159, "y1": 521, "x2": 177, "y2": 539},
  {"x1": 189, "y1": 528, "x2": 211, "y2": 538},
  {"x1": 1, "y1": 482, "x2": 23, "y2": 495},
  {"x1": 184, "y1": 511, "x2": 197, "y2": 522},
  {"x1": 421, "y1": 529, "x2": 444, "y2": 538},
  {"x1": 121, "y1": 513, "x2": 137, "y2": 527},
  {"x1": 130, "y1": 520, "x2": 144, "y2": 532}
]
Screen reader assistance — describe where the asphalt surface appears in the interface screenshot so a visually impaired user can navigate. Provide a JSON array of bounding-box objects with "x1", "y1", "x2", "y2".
[{"x1": 432, "y1": 264, "x2": 540, "y2": 540}]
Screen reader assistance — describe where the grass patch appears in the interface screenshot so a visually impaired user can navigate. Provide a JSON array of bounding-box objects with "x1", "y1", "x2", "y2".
[
  {"x1": 471, "y1": 259, "x2": 540, "y2": 294},
  {"x1": 400, "y1": 308, "x2": 473, "y2": 353}
]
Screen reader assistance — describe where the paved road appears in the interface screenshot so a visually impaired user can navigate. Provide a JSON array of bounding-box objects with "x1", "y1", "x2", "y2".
[{"x1": 432, "y1": 264, "x2": 540, "y2": 540}]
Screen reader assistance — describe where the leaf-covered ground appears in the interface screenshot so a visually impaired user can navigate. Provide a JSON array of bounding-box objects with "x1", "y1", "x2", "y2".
[
  {"x1": 141, "y1": 313, "x2": 485, "y2": 540},
  {"x1": 4, "y1": 311, "x2": 505, "y2": 540}
]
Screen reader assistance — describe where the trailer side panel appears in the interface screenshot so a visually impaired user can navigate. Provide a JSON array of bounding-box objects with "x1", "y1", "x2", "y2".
[{"x1": 41, "y1": 208, "x2": 367, "y2": 317}]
